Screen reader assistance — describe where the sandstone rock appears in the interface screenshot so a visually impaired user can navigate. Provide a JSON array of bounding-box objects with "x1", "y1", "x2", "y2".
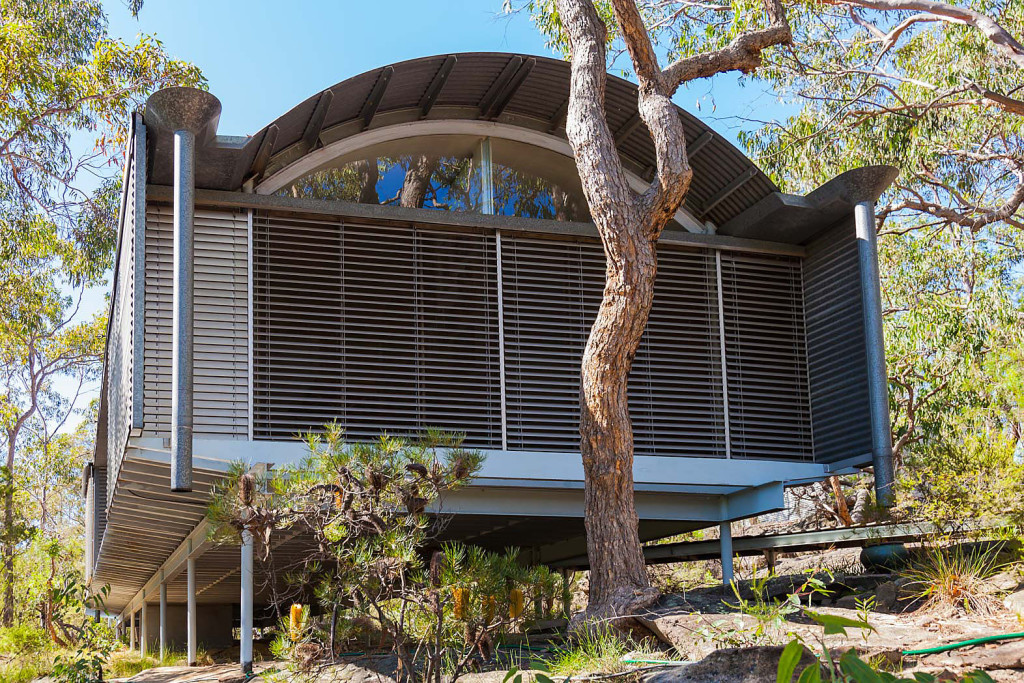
[
  {"x1": 1004, "y1": 590, "x2": 1024, "y2": 619},
  {"x1": 982, "y1": 571, "x2": 1022, "y2": 595},
  {"x1": 637, "y1": 611, "x2": 763, "y2": 660},
  {"x1": 644, "y1": 645, "x2": 817, "y2": 683},
  {"x1": 921, "y1": 641, "x2": 1024, "y2": 671},
  {"x1": 875, "y1": 581, "x2": 898, "y2": 611}
]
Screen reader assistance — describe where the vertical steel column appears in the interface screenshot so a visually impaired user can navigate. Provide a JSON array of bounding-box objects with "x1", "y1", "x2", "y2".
[
  {"x1": 495, "y1": 231, "x2": 508, "y2": 450},
  {"x1": 159, "y1": 580, "x2": 167, "y2": 659},
  {"x1": 187, "y1": 556, "x2": 197, "y2": 666},
  {"x1": 719, "y1": 521, "x2": 734, "y2": 586},
  {"x1": 854, "y1": 201, "x2": 895, "y2": 507},
  {"x1": 129, "y1": 610, "x2": 135, "y2": 652},
  {"x1": 715, "y1": 251, "x2": 732, "y2": 459},
  {"x1": 171, "y1": 129, "x2": 195, "y2": 492},
  {"x1": 140, "y1": 601, "x2": 149, "y2": 657},
  {"x1": 240, "y1": 529, "x2": 254, "y2": 673},
  {"x1": 478, "y1": 138, "x2": 494, "y2": 215}
]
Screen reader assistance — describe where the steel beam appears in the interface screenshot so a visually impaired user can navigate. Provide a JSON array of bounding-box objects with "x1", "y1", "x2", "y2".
[
  {"x1": 240, "y1": 529, "x2": 254, "y2": 674},
  {"x1": 419, "y1": 55, "x2": 457, "y2": 119},
  {"x1": 302, "y1": 91, "x2": 334, "y2": 151},
  {"x1": 360, "y1": 67, "x2": 393, "y2": 131},
  {"x1": 855, "y1": 200, "x2": 895, "y2": 507}
]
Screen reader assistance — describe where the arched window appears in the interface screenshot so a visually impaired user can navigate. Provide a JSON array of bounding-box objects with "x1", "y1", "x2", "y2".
[{"x1": 276, "y1": 135, "x2": 590, "y2": 222}]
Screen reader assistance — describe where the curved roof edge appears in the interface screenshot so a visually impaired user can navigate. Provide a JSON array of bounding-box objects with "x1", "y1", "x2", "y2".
[{"x1": 144, "y1": 52, "x2": 780, "y2": 229}]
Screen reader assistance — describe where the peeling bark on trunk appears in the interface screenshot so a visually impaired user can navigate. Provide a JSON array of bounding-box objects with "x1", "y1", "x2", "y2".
[{"x1": 553, "y1": 0, "x2": 790, "y2": 620}]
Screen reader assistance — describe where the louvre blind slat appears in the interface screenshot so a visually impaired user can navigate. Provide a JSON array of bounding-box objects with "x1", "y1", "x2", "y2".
[
  {"x1": 253, "y1": 213, "x2": 502, "y2": 447},
  {"x1": 143, "y1": 207, "x2": 249, "y2": 439},
  {"x1": 500, "y1": 236, "x2": 728, "y2": 457},
  {"x1": 721, "y1": 253, "x2": 813, "y2": 460}
]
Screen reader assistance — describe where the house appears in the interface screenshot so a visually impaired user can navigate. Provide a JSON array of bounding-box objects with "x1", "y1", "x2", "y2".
[{"x1": 83, "y1": 52, "x2": 896, "y2": 669}]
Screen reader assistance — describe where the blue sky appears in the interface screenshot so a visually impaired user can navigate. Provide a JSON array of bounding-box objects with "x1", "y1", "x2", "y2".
[{"x1": 101, "y1": 0, "x2": 789, "y2": 146}]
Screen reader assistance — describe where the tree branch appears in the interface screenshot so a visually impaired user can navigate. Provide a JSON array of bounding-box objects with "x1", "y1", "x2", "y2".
[
  {"x1": 827, "y1": 0, "x2": 1024, "y2": 70},
  {"x1": 661, "y1": 0, "x2": 792, "y2": 93}
]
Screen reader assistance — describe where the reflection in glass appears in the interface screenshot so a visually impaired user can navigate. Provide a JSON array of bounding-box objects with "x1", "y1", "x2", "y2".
[{"x1": 278, "y1": 135, "x2": 589, "y2": 222}]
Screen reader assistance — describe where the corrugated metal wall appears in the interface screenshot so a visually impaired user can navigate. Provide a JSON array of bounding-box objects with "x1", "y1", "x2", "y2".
[
  {"x1": 803, "y1": 220, "x2": 872, "y2": 463},
  {"x1": 143, "y1": 207, "x2": 249, "y2": 439}
]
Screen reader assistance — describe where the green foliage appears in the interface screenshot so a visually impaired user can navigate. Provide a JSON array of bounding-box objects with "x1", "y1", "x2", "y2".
[
  {"x1": 542, "y1": 622, "x2": 673, "y2": 676},
  {"x1": 207, "y1": 427, "x2": 559, "y2": 682},
  {"x1": 48, "y1": 579, "x2": 114, "y2": 683},
  {"x1": 899, "y1": 543, "x2": 1009, "y2": 615}
]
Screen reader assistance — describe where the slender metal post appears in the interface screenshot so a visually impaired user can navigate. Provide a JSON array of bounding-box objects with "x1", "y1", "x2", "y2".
[
  {"x1": 129, "y1": 610, "x2": 135, "y2": 652},
  {"x1": 140, "y1": 601, "x2": 149, "y2": 658},
  {"x1": 854, "y1": 201, "x2": 895, "y2": 507},
  {"x1": 187, "y1": 556, "x2": 197, "y2": 666},
  {"x1": 240, "y1": 529, "x2": 254, "y2": 674},
  {"x1": 720, "y1": 521, "x2": 734, "y2": 586},
  {"x1": 171, "y1": 129, "x2": 195, "y2": 492},
  {"x1": 159, "y1": 581, "x2": 167, "y2": 659},
  {"x1": 478, "y1": 137, "x2": 494, "y2": 215}
]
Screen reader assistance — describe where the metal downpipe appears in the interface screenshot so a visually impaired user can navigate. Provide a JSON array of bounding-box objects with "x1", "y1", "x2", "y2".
[
  {"x1": 171, "y1": 129, "x2": 195, "y2": 493},
  {"x1": 855, "y1": 201, "x2": 895, "y2": 507}
]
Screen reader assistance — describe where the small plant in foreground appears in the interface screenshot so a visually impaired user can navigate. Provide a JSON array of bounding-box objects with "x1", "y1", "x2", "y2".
[
  {"x1": 900, "y1": 543, "x2": 1007, "y2": 616},
  {"x1": 542, "y1": 622, "x2": 675, "y2": 675},
  {"x1": 776, "y1": 610, "x2": 996, "y2": 682}
]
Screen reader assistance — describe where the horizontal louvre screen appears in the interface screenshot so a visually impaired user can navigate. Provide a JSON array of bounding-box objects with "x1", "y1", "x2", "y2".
[
  {"x1": 721, "y1": 253, "x2": 813, "y2": 460},
  {"x1": 253, "y1": 212, "x2": 502, "y2": 447},
  {"x1": 501, "y1": 237, "x2": 604, "y2": 451},
  {"x1": 803, "y1": 222, "x2": 871, "y2": 463},
  {"x1": 501, "y1": 236, "x2": 726, "y2": 457},
  {"x1": 144, "y1": 206, "x2": 249, "y2": 439},
  {"x1": 251, "y1": 213, "x2": 827, "y2": 462}
]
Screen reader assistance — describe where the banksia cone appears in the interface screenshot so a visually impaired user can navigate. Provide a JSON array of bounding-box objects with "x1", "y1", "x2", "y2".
[
  {"x1": 238, "y1": 473, "x2": 255, "y2": 507},
  {"x1": 509, "y1": 588, "x2": 524, "y2": 619},
  {"x1": 452, "y1": 587, "x2": 468, "y2": 619}
]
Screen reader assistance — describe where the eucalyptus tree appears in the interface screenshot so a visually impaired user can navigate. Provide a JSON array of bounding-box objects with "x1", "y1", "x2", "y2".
[
  {"x1": 516, "y1": 0, "x2": 793, "y2": 618},
  {"x1": 0, "y1": 0, "x2": 203, "y2": 625}
]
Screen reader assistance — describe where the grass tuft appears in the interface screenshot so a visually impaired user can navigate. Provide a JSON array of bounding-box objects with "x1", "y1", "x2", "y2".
[{"x1": 900, "y1": 543, "x2": 1008, "y2": 616}]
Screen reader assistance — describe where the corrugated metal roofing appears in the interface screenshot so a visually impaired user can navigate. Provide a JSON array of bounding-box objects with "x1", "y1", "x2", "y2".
[{"x1": 147, "y1": 52, "x2": 779, "y2": 229}]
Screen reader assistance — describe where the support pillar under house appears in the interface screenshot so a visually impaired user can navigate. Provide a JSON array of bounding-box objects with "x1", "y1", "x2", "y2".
[
  {"x1": 240, "y1": 529, "x2": 254, "y2": 674},
  {"x1": 187, "y1": 557, "x2": 197, "y2": 666}
]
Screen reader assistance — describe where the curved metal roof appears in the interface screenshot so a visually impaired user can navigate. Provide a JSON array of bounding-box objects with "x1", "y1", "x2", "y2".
[{"x1": 147, "y1": 52, "x2": 779, "y2": 229}]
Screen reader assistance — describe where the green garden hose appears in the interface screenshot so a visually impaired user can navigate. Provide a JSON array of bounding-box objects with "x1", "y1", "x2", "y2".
[{"x1": 902, "y1": 632, "x2": 1024, "y2": 656}]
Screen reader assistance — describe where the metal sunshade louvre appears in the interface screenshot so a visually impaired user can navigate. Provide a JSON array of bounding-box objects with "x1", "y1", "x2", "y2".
[
  {"x1": 107, "y1": 147, "x2": 137, "y2": 501},
  {"x1": 720, "y1": 253, "x2": 814, "y2": 461},
  {"x1": 253, "y1": 211, "x2": 502, "y2": 447},
  {"x1": 143, "y1": 206, "x2": 250, "y2": 440},
  {"x1": 803, "y1": 221, "x2": 872, "y2": 463},
  {"x1": 500, "y1": 235, "x2": 727, "y2": 457}
]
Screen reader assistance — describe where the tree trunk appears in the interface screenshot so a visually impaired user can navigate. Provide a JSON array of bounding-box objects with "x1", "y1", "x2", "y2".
[
  {"x1": 580, "y1": 227, "x2": 658, "y2": 607},
  {"x1": 357, "y1": 159, "x2": 380, "y2": 205},
  {"x1": 3, "y1": 437, "x2": 15, "y2": 626}
]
